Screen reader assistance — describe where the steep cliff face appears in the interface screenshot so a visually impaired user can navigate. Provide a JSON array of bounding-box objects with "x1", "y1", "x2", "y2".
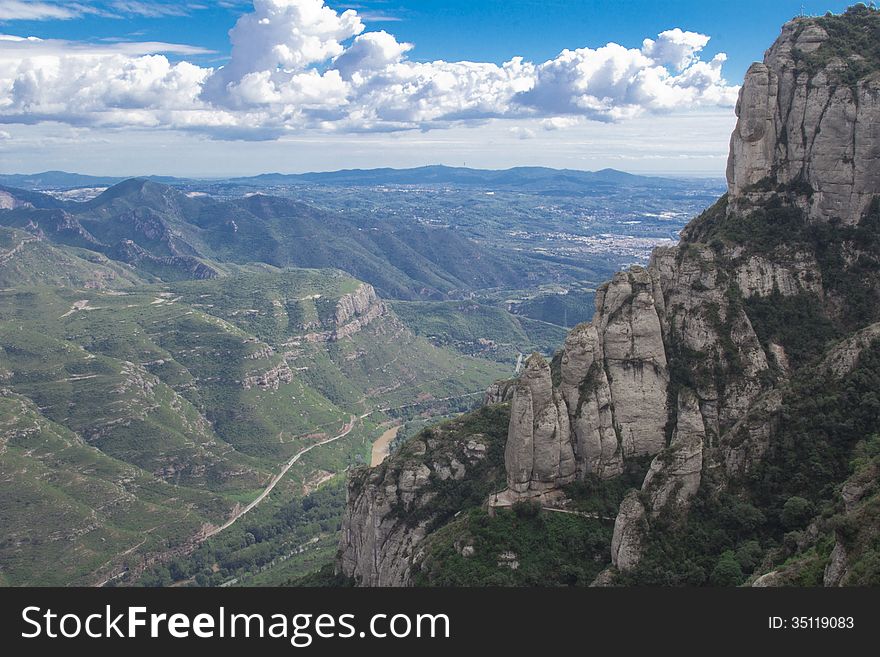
[
  {"x1": 727, "y1": 14, "x2": 880, "y2": 226},
  {"x1": 336, "y1": 8, "x2": 880, "y2": 587},
  {"x1": 504, "y1": 354, "x2": 575, "y2": 496},
  {"x1": 338, "y1": 406, "x2": 508, "y2": 586},
  {"x1": 508, "y1": 10, "x2": 880, "y2": 517},
  {"x1": 300, "y1": 284, "x2": 389, "y2": 342}
]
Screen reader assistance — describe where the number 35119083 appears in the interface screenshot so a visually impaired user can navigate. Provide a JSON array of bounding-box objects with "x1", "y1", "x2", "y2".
[{"x1": 769, "y1": 616, "x2": 854, "y2": 629}]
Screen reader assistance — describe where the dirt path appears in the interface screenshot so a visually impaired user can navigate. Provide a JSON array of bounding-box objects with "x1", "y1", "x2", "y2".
[
  {"x1": 370, "y1": 424, "x2": 402, "y2": 467},
  {"x1": 202, "y1": 415, "x2": 357, "y2": 540}
]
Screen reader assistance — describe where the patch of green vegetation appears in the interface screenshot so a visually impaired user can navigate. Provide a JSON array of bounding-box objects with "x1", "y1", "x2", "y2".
[
  {"x1": 507, "y1": 288, "x2": 595, "y2": 328},
  {"x1": 0, "y1": 226, "x2": 144, "y2": 290},
  {"x1": 135, "y1": 479, "x2": 348, "y2": 587},
  {"x1": 413, "y1": 504, "x2": 612, "y2": 586},
  {"x1": 690, "y1": 193, "x2": 880, "y2": 333},
  {"x1": 745, "y1": 291, "x2": 840, "y2": 368},
  {"x1": 0, "y1": 266, "x2": 508, "y2": 584},
  {"x1": 0, "y1": 391, "x2": 230, "y2": 586},
  {"x1": 794, "y1": 6, "x2": 880, "y2": 88},
  {"x1": 392, "y1": 299, "x2": 567, "y2": 362},
  {"x1": 563, "y1": 456, "x2": 652, "y2": 517},
  {"x1": 288, "y1": 562, "x2": 355, "y2": 587}
]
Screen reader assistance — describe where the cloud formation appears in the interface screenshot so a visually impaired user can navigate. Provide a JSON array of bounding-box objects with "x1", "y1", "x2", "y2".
[{"x1": 0, "y1": 0, "x2": 739, "y2": 139}]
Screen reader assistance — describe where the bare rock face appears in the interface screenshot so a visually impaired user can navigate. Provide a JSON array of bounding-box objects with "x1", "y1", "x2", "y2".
[
  {"x1": 338, "y1": 460, "x2": 432, "y2": 587},
  {"x1": 595, "y1": 268, "x2": 669, "y2": 457},
  {"x1": 611, "y1": 490, "x2": 647, "y2": 571},
  {"x1": 559, "y1": 323, "x2": 622, "y2": 478},
  {"x1": 504, "y1": 354, "x2": 575, "y2": 495},
  {"x1": 642, "y1": 389, "x2": 705, "y2": 515},
  {"x1": 301, "y1": 283, "x2": 389, "y2": 343},
  {"x1": 719, "y1": 389, "x2": 784, "y2": 478},
  {"x1": 728, "y1": 18, "x2": 880, "y2": 225},
  {"x1": 484, "y1": 378, "x2": 516, "y2": 405},
  {"x1": 333, "y1": 284, "x2": 389, "y2": 340}
]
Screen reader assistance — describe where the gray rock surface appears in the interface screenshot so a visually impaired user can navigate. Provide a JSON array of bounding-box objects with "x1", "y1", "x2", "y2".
[
  {"x1": 728, "y1": 18, "x2": 880, "y2": 225},
  {"x1": 339, "y1": 426, "x2": 496, "y2": 586},
  {"x1": 610, "y1": 490, "x2": 647, "y2": 571},
  {"x1": 504, "y1": 354, "x2": 576, "y2": 495},
  {"x1": 642, "y1": 389, "x2": 704, "y2": 515}
]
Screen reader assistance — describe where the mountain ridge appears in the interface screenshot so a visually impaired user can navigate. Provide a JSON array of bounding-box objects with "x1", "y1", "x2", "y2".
[{"x1": 334, "y1": 6, "x2": 880, "y2": 588}]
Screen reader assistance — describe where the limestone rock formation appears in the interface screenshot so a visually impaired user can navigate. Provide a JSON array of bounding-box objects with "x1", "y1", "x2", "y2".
[
  {"x1": 727, "y1": 17, "x2": 880, "y2": 226},
  {"x1": 559, "y1": 323, "x2": 622, "y2": 479},
  {"x1": 301, "y1": 283, "x2": 388, "y2": 342},
  {"x1": 338, "y1": 408, "x2": 507, "y2": 586},
  {"x1": 484, "y1": 378, "x2": 516, "y2": 405},
  {"x1": 504, "y1": 354, "x2": 575, "y2": 496},
  {"x1": 610, "y1": 490, "x2": 647, "y2": 571},
  {"x1": 337, "y1": 9, "x2": 880, "y2": 588},
  {"x1": 642, "y1": 389, "x2": 704, "y2": 516},
  {"x1": 597, "y1": 268, "x2": 669, "y2": 457}
]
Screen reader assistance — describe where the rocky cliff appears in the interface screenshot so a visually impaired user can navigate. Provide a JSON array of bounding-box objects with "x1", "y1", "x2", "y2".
[
  {"x1": 727, "y1": 15, "x2": 880, "y2": 226},
  {"x1": 336, "y1": 7, "x2": 880, "y2": 587},
  {"x1": 338, "y1": 406, "x2": 508, "y2": 586},
  {"x1": 299, "y1": 284, "x2": 389, "y2": 343},
  {"x1": 502, "y1": 8, "x2": 880, "y2": 518}
]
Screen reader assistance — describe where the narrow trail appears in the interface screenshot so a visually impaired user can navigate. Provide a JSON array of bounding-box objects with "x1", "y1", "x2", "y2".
[
  {"x1": 95, "y1": 387, "x2": 492, "y2": 586},
  {"x1": 540, "y1": 507, "x2": 615, "y2": 522},
  {"x1": 201, "y1": 414, "x2": 357, "y2": 540},
  {"x1": 205, "y1": 387, "x2": 490, "y2": 538}
]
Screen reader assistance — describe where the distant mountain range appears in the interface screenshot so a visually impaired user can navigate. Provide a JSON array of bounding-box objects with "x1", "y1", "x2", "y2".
[
  {"x1": 0, "y1": 166, "x2": 717, "y2": 193},
  {"x1": 0, "y1": 177, "x2": 597, "y2": 299}
]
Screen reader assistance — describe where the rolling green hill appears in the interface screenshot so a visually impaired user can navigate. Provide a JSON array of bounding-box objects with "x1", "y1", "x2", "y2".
[{"x1": 0, "y1": 267, "x2": 507, "y2": 585}]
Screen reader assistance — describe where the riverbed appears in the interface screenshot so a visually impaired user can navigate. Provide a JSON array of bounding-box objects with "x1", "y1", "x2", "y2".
[{"x1": 370, "y1": 424, "x2": 402, "y2": 467}]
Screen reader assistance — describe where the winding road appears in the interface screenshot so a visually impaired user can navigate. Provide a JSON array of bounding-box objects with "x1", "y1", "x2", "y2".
[{"x1": 201, "y1": 414, "x2": 357, "y2": 540}]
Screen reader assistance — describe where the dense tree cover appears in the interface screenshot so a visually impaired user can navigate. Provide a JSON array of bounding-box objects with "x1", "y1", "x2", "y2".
[
  {"x1": 797, "y1": 5, "x2": 880, "y2": 84},
  {"x1": 413, "y1": 504, "x2": 613, "y2": 587},
  {"x1": 745, "y1": 292, "x2": 840, "y2": 368}
]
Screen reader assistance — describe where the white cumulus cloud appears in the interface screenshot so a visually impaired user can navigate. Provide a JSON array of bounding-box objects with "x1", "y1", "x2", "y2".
[{"x1": 0, "y1": 0, "x2": 739, "y2": 140}]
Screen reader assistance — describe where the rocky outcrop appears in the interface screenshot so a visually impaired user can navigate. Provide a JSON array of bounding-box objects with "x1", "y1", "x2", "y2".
[
  {"x1": 302, "y1": 284, "x2": 388, "y2": 342},
  {"x1": 241, "y1": 360, "x2": 294, "y2": 391},
  {"x1": 0, "y1": 190, "x2": 32, "y2": 210},
  {"x1": 718, "y1": 389, "x2": 784, "y2": 478},
  {"x1": 110, "y1": 239, "x2": 219, "y2": 279},
  {"x1": 642, "y1": 389, "x2": 704, "y2": 515},
  {"x1": 338, "y1": 407, "x2": 507, "y2": 586},
  {"x1": 594, "y1": 268, "x2": 669, "y2": 457},
  {"x1": 610, "y1": 490, "x2": 647, "y2": 571},
  {"x1": 727, "y1": 16, "x2": 880, "y2": 226},
  {"x1": 339, "y1": 459, "x2": 432, "y2": 587},
  {"x1": 338, "y1": 9, "x2": 880, "y2": 588},
  {"x1": 559, "y1": 323, "x2": 623, "y2": 479},
  {"x1": 484, "y1": 378, "x2": 516, "y2": 405},
  {"x1": 608, "y1": 388, "x2": 705, "y2": 572},
  {"x1": 820, "y1": 322, "x2": 880, "y2": 377},
  {"x1": 504, "y1": 354, "x2": 575, "y2": 497}
]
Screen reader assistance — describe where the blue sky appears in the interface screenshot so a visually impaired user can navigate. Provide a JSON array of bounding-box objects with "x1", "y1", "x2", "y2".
[{"x1": 0, "y1": 0, "x2": 859, "y2": 176}]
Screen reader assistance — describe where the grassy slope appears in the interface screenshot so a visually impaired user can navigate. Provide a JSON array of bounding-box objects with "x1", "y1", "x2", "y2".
[
  {"x1": 392, "y1": 300, "x2": 568, "y2": 362},
  {"x1": 0, "y1": 269, "x2": 507, "y2": 585}
]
